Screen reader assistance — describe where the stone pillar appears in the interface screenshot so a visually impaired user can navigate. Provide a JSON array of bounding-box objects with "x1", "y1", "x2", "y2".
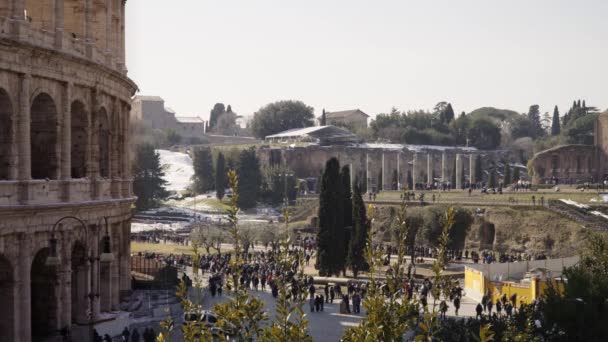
[
  {"x1": 58, "y1": 231, "x2": 71, "y2": 329},
  {"x1": 120, "y1": 0, "x2": 126, "y2": 70},
  {"x1": 17, "y1": 74, "x2": 30, "y2": 180},
  {"x1": 85, "y1": 0, "x2": 93, "y2": 58},
  {"x1": 441, "y1": 152, "x2": 447, "y2": 183},
  {"x1": 16, "y1": 234, "x2": 31, "y2": 342},
  {"x1": 54, "y1": 0, "x2": 64, "y2": 49},
  {"x1": 469, "y1": 154, "x2": 475, "y2": 185},
  {"x1": 396, "y1": 153, "x2": 400, "y2": 190},
  {"x1": 10, "y1": 0, "x2": 25, "y2": 39},
  {"x1": 366, "y1": 153, "x2": 370, "y2": 194},
  {"x1": 456, "y1": 154, "x2": 462, "y2": 190},
  {"x1": 412, "y1": 153, "x2": 417, "y2": 190},
  {"x1": 427, "y1": 153, "x2": 432, "y2": 184},
  {"x1": 91, "y1": 226, "x2": 101, "y2": 319},
  {"x1": 61, "y1": 82, "x2": 71, "y2": 181}
]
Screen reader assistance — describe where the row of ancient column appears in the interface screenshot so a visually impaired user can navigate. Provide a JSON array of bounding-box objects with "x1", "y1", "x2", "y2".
[{"x1": 363, "y1": 151, "x2": 478, "y2": 191}]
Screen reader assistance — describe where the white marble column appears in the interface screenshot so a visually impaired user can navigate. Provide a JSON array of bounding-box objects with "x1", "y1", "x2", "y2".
[
  {"x1": 456, "y1": 154, "x2": 462, "y2": 189},
  {"x1": 412, "y1": 153, "x2": 417, "y2": 190}
]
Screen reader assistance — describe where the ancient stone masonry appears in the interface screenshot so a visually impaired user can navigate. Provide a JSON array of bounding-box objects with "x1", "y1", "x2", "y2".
[
  {"x1": 0, "y1": 1, "x2": 136, "y2": 341},
  {"x1": 258, "y1": 143, "x2": 495, "y2": 192}
]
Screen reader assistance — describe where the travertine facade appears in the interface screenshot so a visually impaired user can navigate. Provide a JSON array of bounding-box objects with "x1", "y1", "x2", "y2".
[{"x1": 0, "y1": 1, "x2": 135, "y2": 341}]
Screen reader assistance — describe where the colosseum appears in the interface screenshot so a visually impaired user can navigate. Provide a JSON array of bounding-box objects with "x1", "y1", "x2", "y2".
[{"x1": 0, "y1": 1, "x2": 135, "y2": 341}]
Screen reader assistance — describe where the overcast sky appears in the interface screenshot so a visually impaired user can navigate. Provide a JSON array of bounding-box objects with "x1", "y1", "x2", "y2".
[{"x1": 125, "y1": 0, "x2": 608, "y2": 120}]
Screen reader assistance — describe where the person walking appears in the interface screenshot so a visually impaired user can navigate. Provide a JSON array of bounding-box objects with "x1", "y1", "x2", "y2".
[
  {"x1": 324, "y1": 284, "x2": 329, "y2": 303},
  {"x1": 496, "y1": 300, "x2": 502, "y2": 316},
  {"x1": 453, "y1": 296, "x2": 461, "y2": 316},
  {"x1": 309, "y1": 294, "x2": 315, "y2": 312},
  {"x1": 122, "y1": 327, "x2": 130, "y2": 342},
  {"x1": 475, "y1": 303, "x2": 484, "y2": 319},
  {"x1": 131, "y1": 328, "x2": 140, "y2": 342},
  {"x1": 352, "y1": 292, "x2": 361, "y2": 314}
]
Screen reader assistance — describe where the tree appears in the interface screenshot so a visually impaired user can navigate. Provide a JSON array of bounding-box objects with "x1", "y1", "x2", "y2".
[
  {"x1": 513, "y1": 166, "x2": 520, "y2": 182},
  {"x1": 215, "y1": 152, "x2": 226, "y2": 200},
  {"x1": 488, "y1": 168, "x2": 497, "y2": 188},
  {"x1": 166, "y1": 129, "x2": 182, "y2": 145},
  {"x1": 347, "y1": 180, "x2": 368, "y2": 277},
  {"x1": 377, "y1": 168, "x2": 383, "y2": 192},
  {"x1": 209, "y1": 103, "x2": 226, "y2": 131},
  {"x1": 527, "y1": 104, "x2": 545, "y2": 138},
  {"x1": 551, "y1": 105, "x2": 561, "y2": 135},
  {"x1": 392, "y1": 169, "x2": 398, "y2": 190},
  {"x1": 469, "y1": 118, "x2": 501, "y2": 150},
  {"x1": 503, "y1": 162, "x2": 511, "y2": 185},
  {"x1": 320, "y1": 108, "x2": 327, "y2": 126},
  {"x1": 407, "y1": 170, "x2": 413, "y2": 190},
  {"x1": 316, "y1": 158, "x2": 345, "y2": 276},
  {"x1": 440, "y1": 103, "x2": 455, "y2": 124},
  {"x1": 341, "y1": 166, "x2": 353, "y2": 275},
  {"x1": 236, "y1": 147, "x2": 262, "y2": 210},
  {"x1": 475, "y1": 154, "x2": 483, "y2": 183},
  {"x1": 250, "y1": 100, "x2": 315, "y2": 139},
  {"x1": 133, "y1": 144, "x2": 169, "y2": 210},
  {"x1": 192, "y1": 147, "x2": 214, "y2": 194}
]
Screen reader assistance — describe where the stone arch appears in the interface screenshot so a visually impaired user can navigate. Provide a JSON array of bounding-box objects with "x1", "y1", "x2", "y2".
[
  {"x1": 24, "y1": 0, "x2": 55, "y2": 31},
  {"x1": 63, "y1": 0, "x2": 86, "y2": 39},
  {"x1": 0, "y1": 88, "x2": 12, "y2": 180},
  {"x1": 0, "y1": 254, "x2": 15, "y2": 342},
  {"x1": 31, "y1": 92, "x2": 59, "y2": 180},
  {"x1": 71, "y1": 241, "x2": 88, "y2": 324},
  {"x1": 71, "y1": 100, "x2": 88, "y2": 178},
  {"x1": 98, "y1": 107, "x2": 110, "y2": 178},
  {"x1": 31, "y1": 247, "x2": 58, "y2": 341}
]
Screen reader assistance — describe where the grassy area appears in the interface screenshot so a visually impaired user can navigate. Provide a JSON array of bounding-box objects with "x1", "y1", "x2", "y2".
[
  {"x1": 131, "y1": 241, "x2": 198, "y2": 255},
  {"x1": 375, "y1": 189, "x2": 602, "y2": 204}
]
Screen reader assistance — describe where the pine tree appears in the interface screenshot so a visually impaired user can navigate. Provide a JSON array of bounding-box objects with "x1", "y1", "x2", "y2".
[
  {"x1": 316, "y1": 158, "x2": 345, "y2": 276},
  {"x1": 215, "y1": 152, "x2": 226, "y2": 200},
  {"x1": 133, "y1": 144, "x2": 169, "y2": 210},
  {"x1": 504, "y1": 162, "x2": 511, "y2": 185},
  {"x1": 551, "y1": 105, "x2": 561, "y2": 135},
  {"x1": 347, "y1": 179, "x2": 368, "y2": 278},
  {"x1": 227, "y1": 104, "x2": 233, "y2": 113},
  {"x1": 321, "y1": 109, "x2": 327, "y2": 126},
  {"x1": 192, "y1": 147, "x2": 215, "y2": 193},
  {"x1": 209, "y1": 103, "x2": 226, "y2": 131},
  {"x1": 236, "y1": 147, "x2": 262, "y2": 209},
  {"x1": 513, "y1": 166, "x2": 520, "y2": 182}
]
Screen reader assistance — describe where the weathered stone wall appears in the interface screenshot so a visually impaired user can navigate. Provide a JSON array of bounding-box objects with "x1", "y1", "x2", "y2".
[
  {"x1": 0, "y1": 1, "x2": 135, "y2": 340},
  {"x1": 530, "y1": 145, "x2": 598, "y2": 184}
]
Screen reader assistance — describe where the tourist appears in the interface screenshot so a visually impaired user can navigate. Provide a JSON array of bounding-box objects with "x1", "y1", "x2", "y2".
[
  {"x1": 439, "y1": 300, "x2": 448, "y2": 319},
  {"x1": 352, "y1": 292, "x2": 361, "y2": 314},
  {"x1": 324, "y1": 283, "x2": 330, "y2": 303},
  {"x1": 496, "y1": 300, "x2": 502, "y2": 316},
  {"x1": 309, "y1": 294, "x2": 315, "y2": 312},
  {"x1": 130, "y1": 328, "x2": 140, "y2": 342},
  {"x1": 475, "y1": 303, "x2": 483, "y2": 319},
  {"x1": 104, "y1": 334, "x2": 112, "y2": 342},
  {"x1": 319, "y1": 294, "x2": 325, "y2": 311},
  {"x1": 330, "y1": 285, "x2": 335, "y2": 303},
  {"x1": 453, "y1": 296, "x2": 461, "y2": 316},
  {"x1": 315, "y1": 295, "x2": 321, "y2": 312},
  {"x1": 122, "y1": 327, "x2": 130, "y2": 342}
]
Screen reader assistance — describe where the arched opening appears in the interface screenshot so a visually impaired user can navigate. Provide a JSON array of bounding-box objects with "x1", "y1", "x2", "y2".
[
  {"x1": 63, "y1": 0, "x2": 86, "y2": 39},
  {"x1": 31, "y1": 93, "x2": 58, "y2": 180},
  {"x1": 0, "y1": 255, "x2": 15, "y2": 342},
  {"x1": 31, "y1": 248, "x2": 58, "y2": 341},
  {"x1": 71, "y1": 101, "x2": 88, "y2": 178},
  {"x1": 24, "y1": 0, "x2": 54, "y2": 32},
  {"x1": 71, "y1": 242, "x2": 88, "y2": 324},
  {"x1": 98, "y1": 108, "x2": 110, "y2": 178},
  {"x1": 0, "y1": 88, "x2": 13, "y2": 180}
]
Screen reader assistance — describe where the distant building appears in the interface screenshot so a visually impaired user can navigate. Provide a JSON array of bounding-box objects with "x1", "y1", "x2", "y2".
[
  {"x1": 323, "y1": 109, "x2": 369, "y2": 129},
  {"x1": 132, "y1": 95, "x2": 206, "y2": 138},
  {"x1": 265, "y1": 125, "x2": 360, "y2": 145}
]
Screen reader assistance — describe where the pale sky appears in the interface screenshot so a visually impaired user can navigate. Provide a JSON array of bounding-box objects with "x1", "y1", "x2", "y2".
[{"x1": 125, "y1": 0, "x2": 608, "y2": 120}]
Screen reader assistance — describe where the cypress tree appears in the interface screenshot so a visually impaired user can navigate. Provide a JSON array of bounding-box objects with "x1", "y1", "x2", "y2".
[
  {"x1": 551, "y1": 105, "x2": 561, "y2": 136},
  {"x1": 504, "y1": 162, "x2": 511, "y2": 185},
  {"x1": 460, "y1": 161, "x2": 466, "y2": 189},
  {"x1": 340, "y1": 165, "x2": 352, "y2": 274},
  {"x1": 347, "y1": 179, "x2": 368, "y2": 278},
  {"x1": 316, "y1": 158, "x2": 345, "y2": 276},
  {"x1": 321, "y1": 109, "x2": 327, "y2": 126},
  {"x1": 133, "y1": 144, "x2": 169, "y2": 210},
  {"x1": 192, "y1": 147, "x2": 215, "y2": 193},
  {"x1": 215, "y1": 152, "x2": 226, "y2": 200},
  {"x1": 407, "y1": 170, "x2": 413, "y2": 190},
  {"x1": 236, "y1": 147, "x2": 262, "y2": 209},
  {"x1": 475, "y1": 155, "x2": 483, "y2": 184},
  {"x1": 489, "y1": 168, "x2": 497, "y2": 188},
  {"x1": 451, "y1": 158, "x2": 457, "y2": 189},
  {"x1": 377, "y1": 168, "x2": 383, "y2": 192},
  {"x1": 513, "y1": 166, "x2": 521, "y2": 182}
]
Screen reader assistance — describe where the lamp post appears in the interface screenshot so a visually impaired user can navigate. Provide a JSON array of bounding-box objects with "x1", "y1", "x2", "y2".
[{"x1": 45, "y1": 216, "x2": 114, "y2": 342}]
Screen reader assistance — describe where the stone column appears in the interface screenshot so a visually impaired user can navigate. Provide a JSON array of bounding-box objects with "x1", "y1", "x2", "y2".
[
  {"x1": 58, "y1": 231, "x2": 71, "y2": 329},
  {"x1": 10, "y1": 0, "x2": 25, "y2": 39},
  {"x1": 412, "y1": 153, "x2": 417, "y2": 190},
  {"x1": 427, "y1": 153, "x2": 432, "y2": 184},
  {"x1": 61, "y1": 82, "x2": 71, "y2": 181},
  {"x1": 366, "y1": 153, "x2": 370, "y2": 194},
  {"x1": 441, "y1": 152, "x2": 447, "y2": 183},
  {"x1": 456, "y1": 154, "x2": 462, "y2": 190},
  {"x1": 396, "y1": 152, "x2": 400, "y2": 190},
  {"x1": 54, "y1": 0, "x2": 64, "y2": 49},
  {"x1": 91, "y1": 226, "x2": 101, "y2": 319},
  {"x1": 17, "y1": 73, "x2": 30, "y2": 180},
  {"x1": 469, "y1": 154, "x2": 475, "y2": 184},
  {"x1": 120, "y1": 0, "x2": 126, "y2": 70}
]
